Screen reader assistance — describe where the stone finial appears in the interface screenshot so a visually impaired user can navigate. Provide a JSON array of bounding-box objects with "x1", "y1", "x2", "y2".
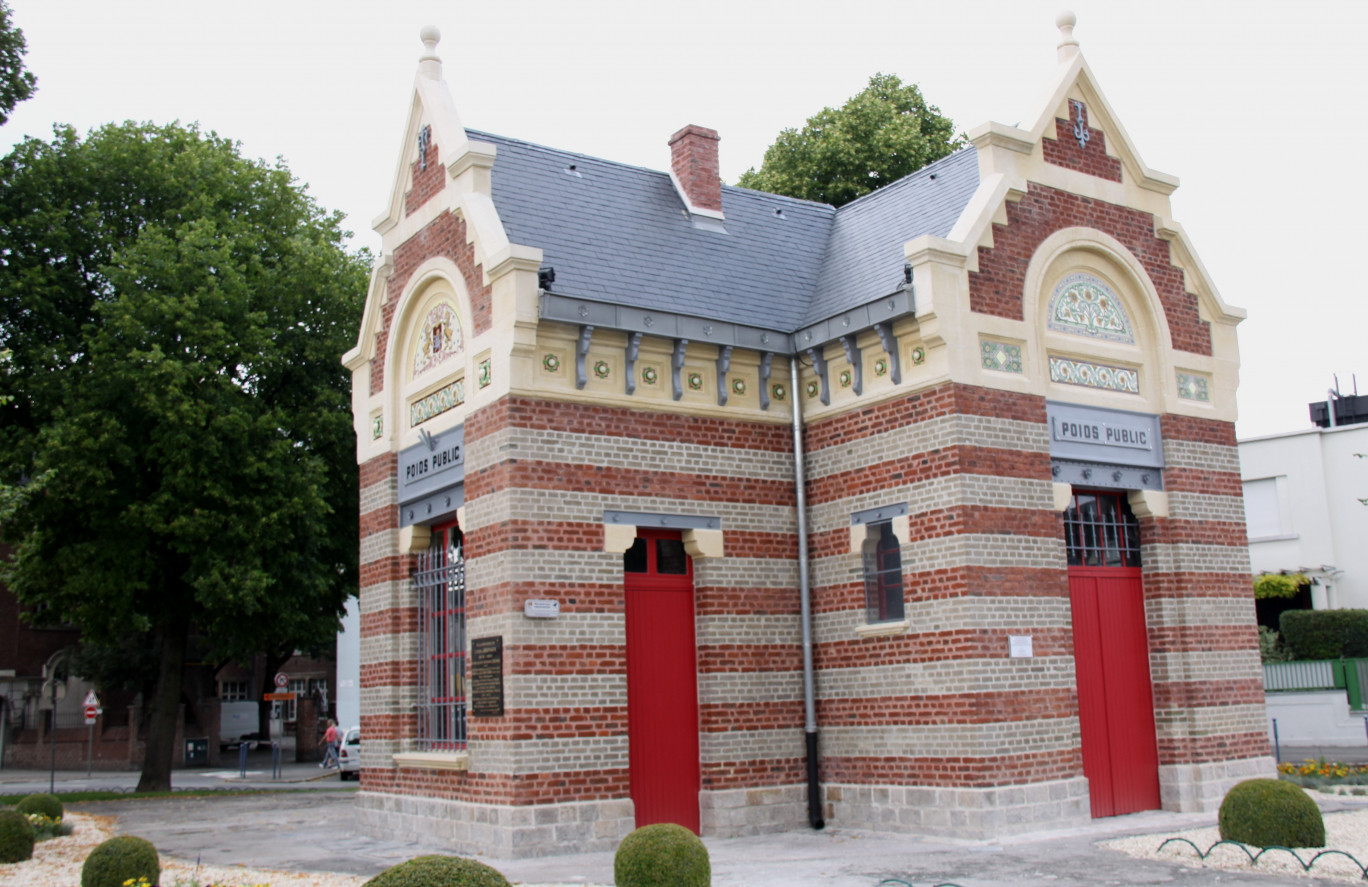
[
  {"x1": 419, "y1": 25, "x2": 442, "y2": 79},
  {"x1": 1057, "y1": 10, "x2": 1079, "y2": 63}
]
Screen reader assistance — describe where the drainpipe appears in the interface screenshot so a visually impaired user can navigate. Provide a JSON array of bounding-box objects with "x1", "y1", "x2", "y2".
[{"x1": 790, "y1": 356, "x2": 824, "y2": 829}]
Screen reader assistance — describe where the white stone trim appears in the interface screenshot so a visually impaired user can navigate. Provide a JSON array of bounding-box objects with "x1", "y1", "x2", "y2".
[{"x1": 393, "y1": 751, "x2": 470, "y2": 771}]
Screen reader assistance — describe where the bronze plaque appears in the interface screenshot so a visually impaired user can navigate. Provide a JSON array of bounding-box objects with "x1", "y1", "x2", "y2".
[{"x1": 470, "y1": 635, "x2": 504, "y2": 717}]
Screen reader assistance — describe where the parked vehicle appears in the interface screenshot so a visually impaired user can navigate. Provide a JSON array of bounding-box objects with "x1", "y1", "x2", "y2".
[
  {"x1": 337, "y1": 726, "x2": 360, "y2": 780},
  {"x1": 219, "y1": 701, "x2": 262, "y2": 751}
]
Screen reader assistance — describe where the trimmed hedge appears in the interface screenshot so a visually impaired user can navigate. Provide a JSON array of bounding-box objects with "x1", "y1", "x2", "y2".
[
  {"x1": 1219, "y1": 778, "x2": 1324, "y2": 848},
  {"x1": 0, "y1": 809, "x2": 35, "y2": 863},
  {"x1": 615, "y1": 823, "x2": 710, "y2": 887},
  {"x1": 81, "y1": 835, "x2": 161, "y2": 887},
  {"x1": 1280, "y1": 609, "x2": 1368, "y2": 660},
  {"x1": 362, "y1": 854, "x2": 511, "y2": 887},
  {"x1": 15, "y1": 792, "x2": 63, "y2": 820}
]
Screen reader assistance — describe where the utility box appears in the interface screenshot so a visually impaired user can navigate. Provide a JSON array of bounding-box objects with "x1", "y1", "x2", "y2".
[{"x1": 184, "y1": 738, "x2": 208, "y2": 767}]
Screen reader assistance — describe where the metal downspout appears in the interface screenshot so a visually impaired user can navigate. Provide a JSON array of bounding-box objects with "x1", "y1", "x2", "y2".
[{"x1": 790, "y1": 357, "x2": 824, "y2": 829}]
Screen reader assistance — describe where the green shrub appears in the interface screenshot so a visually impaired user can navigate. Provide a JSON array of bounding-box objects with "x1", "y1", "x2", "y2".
[
  {"x1": 81, "y1": 835, "x2": 161, "y2": 887},
  {"x1": 0, "y1": 808, "x2": 35, "y2": 863},
  {"x1": 15, "y1": 791, "x2": 63, "y2": 820},
  {"x1": 362, "y1": 854, "x2": 511, "y2": 887},
  {"x1": 1259, "y1": 626, "x2": 1293, "y2": 663},
  {"x1": 1281, "y1": 609, "x2": 1368, "y2": 660},
  {"x1": 614, "y1": 823, "x2": 710, "y2": 887},
  {"x1": 1219, "y1": 778, "x2": 1324, "y2": 848}
]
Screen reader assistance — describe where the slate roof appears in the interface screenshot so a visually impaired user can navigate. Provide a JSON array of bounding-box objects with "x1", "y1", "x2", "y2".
[{"x1": 475, "y1": 129, "x2": 980, "y2": 335}]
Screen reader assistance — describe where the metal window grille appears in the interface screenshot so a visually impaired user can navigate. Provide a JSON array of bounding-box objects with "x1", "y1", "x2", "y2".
[
  {"x1": 1064, "y1": 491, "x2": 1142, "y2": 567},
  {"x1": 414, "y1": 537, "x2": 467, "y2": 750}
]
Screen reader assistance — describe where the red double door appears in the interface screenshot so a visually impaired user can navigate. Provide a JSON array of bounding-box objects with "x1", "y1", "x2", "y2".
[
  {"x1": 1068, "y1": 565, "x2": 1161, "y2": 817},
  {"x1": 624, "y1": 530, "x2": 701, "y2": 833}
]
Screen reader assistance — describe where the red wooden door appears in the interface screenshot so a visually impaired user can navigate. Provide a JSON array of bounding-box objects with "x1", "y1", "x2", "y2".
[
  {"x1": 624, "y1": 530, "x2": 701, "y2": 832},
  {"x1": 1065, "y1": 491, "x2": 1160, "y2": 818}
]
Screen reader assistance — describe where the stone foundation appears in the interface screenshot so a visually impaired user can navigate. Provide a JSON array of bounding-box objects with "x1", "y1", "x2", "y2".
[
  {"x1": 355, "y1": 791, "x2": 636, "y2": 858},
  {"x1": 1159, "y1": 755, "x2": 1276, "y2": 812},
  {"x1": 822, "y1": 777, "x2": 1091, "y2": 839},
  {"x1": 700, "y1": 784, "x2": 809, "y2": 837}
]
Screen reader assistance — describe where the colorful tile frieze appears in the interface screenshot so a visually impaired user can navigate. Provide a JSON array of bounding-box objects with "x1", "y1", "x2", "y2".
[
  {"x1": 1048, "y1": 356, "x2": 1139, "y2": 393},
  {"x1": 980, "y1": 340, "x2": 1023, "y2": 373},
  {"x1": 410, "y1": 379, "x2": 465, "y2": 426},
  {"x1": 1176, "y1": 371, "x2": 1211, "y2": 402},
  {"x1": 1047, "y1": 273, "x2": 1135, "y2": 344}
]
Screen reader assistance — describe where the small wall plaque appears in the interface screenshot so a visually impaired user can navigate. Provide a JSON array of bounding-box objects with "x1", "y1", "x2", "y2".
[
  {"x1": 470, "y1": 636, "x2": 504, "y2": 717},
  {"x1": 1009, "y1": 635, "x2": 1034, "y2": 659},
  {"x1": 524, "y1": 599, "x2": 560, "y2": 619}
]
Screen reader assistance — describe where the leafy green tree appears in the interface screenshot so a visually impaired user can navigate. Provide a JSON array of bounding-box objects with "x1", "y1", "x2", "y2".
[
  {"x1": 737, "y1": 73, "x2": 963, "y2": 207},
  {"x1": 0, "y1": 0, "x2": 36, "y2": 125},
  {"x1": 0, "y1": 121, "x2": 368, "y2": 791}
]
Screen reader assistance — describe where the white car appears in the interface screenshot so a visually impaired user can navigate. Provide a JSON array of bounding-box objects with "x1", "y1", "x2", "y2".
[{"x1": 337, "y1": 726, "x2": 360, "y2": 780}]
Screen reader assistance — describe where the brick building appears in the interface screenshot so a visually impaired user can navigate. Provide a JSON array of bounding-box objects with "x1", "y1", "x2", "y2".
[{"x1": 346, "y1": 16, "x2": 1268, "y2": 857}]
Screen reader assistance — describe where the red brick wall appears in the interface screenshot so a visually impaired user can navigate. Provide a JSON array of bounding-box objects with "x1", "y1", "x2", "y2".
[
  {"x1": 404, "y1": 136, "x2": 445, "y2": 217},
  {"x1": 968, "y1": 183, "x2": 1212, "y2": 356},
  {"x1": 1042, "y1": 117, "x2": 1122, "y2": 182}
]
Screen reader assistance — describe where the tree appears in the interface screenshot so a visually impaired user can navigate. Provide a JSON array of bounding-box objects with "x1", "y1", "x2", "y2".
[
  {"x1": 0, "y1": 121, "x2": 369, "y2": 791},
  {"x1": 0, "y1": 0, "x2": 36, "y2": 125},
  {"x1": 737, "y1": 73, "x2": 963, "y2": 208}
]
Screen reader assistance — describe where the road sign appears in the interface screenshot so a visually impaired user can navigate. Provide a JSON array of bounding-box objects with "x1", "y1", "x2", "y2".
[
  {"x1": 274, "y1": 672, "x2": 289, "y2": 688},
  {"x1": 83, "y1": 705, "x2": 97, "y2": 724},
  {"x1": 262, "y1": 691, "x2": 295, "y2": 701},
  {"x1": 83, "y1": 689, "x2": 100, "y2": 707}
]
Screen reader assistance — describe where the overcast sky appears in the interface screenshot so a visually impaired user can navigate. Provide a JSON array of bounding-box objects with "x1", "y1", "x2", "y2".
[{"x1": 5, "y1": 0, "x2": 1363, "y2": 440}]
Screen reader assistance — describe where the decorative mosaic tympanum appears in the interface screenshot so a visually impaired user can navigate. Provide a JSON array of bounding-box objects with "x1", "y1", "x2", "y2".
[
  {"x1": 980, "y1": 340, "x2": 1023, "y2": 374},
  {"x1": 477, "y1": 358, "x2": 492, "y2": 389},
  {"x1": 642, "y1": 366, "x2": 659, "y2": 386},
  {"x1": 1047, "y1": 273, "x2": 1135, "y2": 344},
  {"x1": 410, "y1": 379, "x2": 465, "y2": 426},
  {"x1": 413, "y1": 302, "x2": 464, "y2": 376},
  {"x1": 543, "y1": 353, "x2": 561, "y2": 373},
  {"x1": 1177, "y1": 371, "x2": 1211, "y2": 402},
  {"x1": 1048, "y1": 356, "x2": 1139, "y2": 393}
]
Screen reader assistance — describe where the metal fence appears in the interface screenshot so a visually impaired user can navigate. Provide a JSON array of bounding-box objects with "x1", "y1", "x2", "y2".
[
  {"x1": 414, "y1": 540, "x2": 467, "y2": 751},
  {"x1": 1263, "y1": 658, "x2": 1368, "y2": 710}
]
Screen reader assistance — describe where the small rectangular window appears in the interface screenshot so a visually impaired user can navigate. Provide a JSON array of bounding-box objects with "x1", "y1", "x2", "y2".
[{"x1": 862, "y1": 521, "x2": 905, "y2": 623}]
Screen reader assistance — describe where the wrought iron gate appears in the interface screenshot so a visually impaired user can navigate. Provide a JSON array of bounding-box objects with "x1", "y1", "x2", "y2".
[{"x1": 414, "y1": 537, "x2": 466, "y2": 751}]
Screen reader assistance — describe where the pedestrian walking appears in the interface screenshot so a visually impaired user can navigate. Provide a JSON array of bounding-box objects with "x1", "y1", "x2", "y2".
[{"x1": 319, "y1": 719, "x2": 340, "y2": 768}]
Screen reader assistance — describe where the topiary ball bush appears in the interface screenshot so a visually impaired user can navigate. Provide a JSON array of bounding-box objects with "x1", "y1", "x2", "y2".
[
  {"x1": 614, "y1": 823, "x2": 711, "y2": 887},
  {"x1": 1219, "y1": 778, "x2": 1325, "y2": 848},
  {"x1": 0, "y1": 809, "x2": 36, "y2": 863},
  {"x1": 81, "y1": 835, "x2": 161, "y2": 887},
  {"x1": 15, "y1": 792, "x2": 64, "y2": 820},
  {"x1": 362, "y1": 854, "x2": 511, "y2": 887}
]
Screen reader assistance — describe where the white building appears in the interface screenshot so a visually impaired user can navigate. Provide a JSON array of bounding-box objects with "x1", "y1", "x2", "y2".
[{"x1": 1240, "y1": 399, "x2": 1368, "y2": 611}]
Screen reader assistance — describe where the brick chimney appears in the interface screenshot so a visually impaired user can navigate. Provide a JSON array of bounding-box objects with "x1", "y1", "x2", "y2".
[{"x1": 668, "y1": 125, "x2": 723, "y2": 217}]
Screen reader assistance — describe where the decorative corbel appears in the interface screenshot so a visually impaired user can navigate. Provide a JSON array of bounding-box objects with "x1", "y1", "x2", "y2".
[
  {"x1": 672, "y1": 339, "x2": 689, "y2": 400},
  {"x1": 625, "y1": 332, "x2": 643, "y2": 396},
  {"x1": 806, "y1": 346, "x2": 830, "y2": 406},
  {"x1": 758, "y1": 352, "x2": 774, "y2": 410},
  {"x1": 839, "y1": 335, "x2": 863, "y2": 396},
  {"x1": 873, "y1": 322, "x2": 901, "y2": 384},
  {"x1": 715, "y1": 346, "x2": 732, "y2": 406},
  {"x1": 575, "y1": 325, "x2": 594, "y2": 389}
]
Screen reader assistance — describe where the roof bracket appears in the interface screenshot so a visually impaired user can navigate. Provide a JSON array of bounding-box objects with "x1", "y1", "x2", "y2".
[
  {"x1": 625, "y1": 331, "x2": 643, "y2": 396},
  {"x1": 715, "y1": 345, "x2": 733, "y2": 406},
  {"x1": 806, "y1": 346, "x2": 830, "y2": 406},
  {"x1": 839, "y1": 335, "x2": 863, "y2": 396},
  {"x1": 672, "y1": 339, "x2": 689, "y2": 401},
  {"x1": 873, "y1": 322, "x2": 901, "y2": 385},
  {"x1": 575, "y1": 325, "x2": 594, "y2": 389},
  {"x1": 759, "y1": 351, "x2": 774, "y2": 410}
]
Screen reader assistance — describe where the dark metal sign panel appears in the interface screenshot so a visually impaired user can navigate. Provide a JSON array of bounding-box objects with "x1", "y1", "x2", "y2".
[
  {"x1": 397, "y1": 425, "x2": 464, "y2": 528},
  {"x1": 470, "y1": 636, "x2": 504, "y2": 718},
  {"x1": 1046, "y1": 401, "x2": 1163, "y2": 469}
]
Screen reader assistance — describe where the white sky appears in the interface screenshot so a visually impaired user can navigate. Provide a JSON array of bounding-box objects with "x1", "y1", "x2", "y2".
[{"x1": 4, "y1": 0, "x2": 1364, "y2": 440}]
